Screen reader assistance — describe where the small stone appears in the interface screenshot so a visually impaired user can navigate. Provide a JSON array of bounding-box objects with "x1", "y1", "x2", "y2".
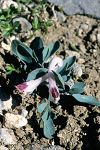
[
  {"x1": 78, "y1": 58, "x2": 85, "y2": 64},
  {"x1": 80, "y1": 23, "x2": 89, "y2": 31},
  {"x1": 90, "y1": 34, "x2": 96, "y2": 42},
  {"x1": 0, "y1": 146, "x2": 9, "y2": 150},
  {"x1": 13, "y1": 17, "x2": 32, "y2": 32},
  {"x1": 79, "y1": 44, "x2": 86, "y2": 53},
  {"x1": 20, "y1": 109, "x2": 28, "y2": 117},
  {"x1": 73, "y1": 63, "x2": 82, "y2": 77},
  {"x1": 66, "y1": 79, "x2": 74, "y2": 88},
  {"x1": 1, "y1": 42, "x2": 11, "y2": 51},
  {"x1": 0, "y1": 128, "x2": 17, "y2": 145},
  {"x1": 55, "y1": 11, "x2": 66, "y2": 22},
  {"x1": 97, "y1": 33, "x2": 100, "y2": 45},
  {"x1": 0, "y1": 0, "x2": 18, "y2": 9},
  {"x1": 65, "y1": 50, "x2": 80, "y2": 58},
  {"x1": 0, "y1": 87, "x2": 12, "y2": 111},
  {"x1": 2, "y1": 97, "x2": 12, "y2": 111},
  {"x1": 5, "y1": 113, "x2": 27, "y2": 128},
  {"x1": 43, "y1": 145, "x2": 65, "y2": 150}
]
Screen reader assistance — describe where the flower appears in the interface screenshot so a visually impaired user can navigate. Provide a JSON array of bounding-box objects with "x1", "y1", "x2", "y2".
[
  {"x1": 48, "y1": 56, "x2": 63, "y2": 103},
  {"x1": 16, "y1": 56, "x2": 63, "y2": 103},
  {"x1": 48, "y1": 73, "x2": 60, "y2": 103},
  {"x1": 16, "y1": 73, "x2": 48, "y2": 95},
  {"x1": 49, "y1": 56, "x2": 63, "y2": 72}
]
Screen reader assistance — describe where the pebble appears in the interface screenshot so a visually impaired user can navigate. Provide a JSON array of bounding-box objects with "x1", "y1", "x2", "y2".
[
  {"x1": 55, "y1": 11, "x2": 66, "y2": 23},
  {"x1": 0, "y1": 128, "x2": 17, "y2": 145},
  {"x1": 78, "y1": 58, "x2": 85, "y2": 64},
  {"x1": 5, "y1": 113, "x2": 27, "y2": 128},
  {"x1": 90, "y1": 34, "x2": 96, "y2": 43},
  {"x1": 96, "y1": 33, "x2": 100, "y2": 45},
  {"x1": 13, "y1": 17, "x2": 32, "y2": 32},
  {"x1": 73, "y1": 63, "x2": 83, "y2": 77},
  {"x1": 0, "y1": 87, "x2": 12, "y2": 111},
  {"x1": 65, "y1": 79, "x2": 74, "y2": 89},
  {"x1": 0, "y1": 0, "x2": 18, "y2": 9},
  {"x1": 0, "y1": 146, "x2": 9, "y2": 150},
  {"x1": 20, "y1": 109, "x2": 28, "y2": 117},
  {"x1": 65, "y1": 50, "x2": 80, "y2": 58}
]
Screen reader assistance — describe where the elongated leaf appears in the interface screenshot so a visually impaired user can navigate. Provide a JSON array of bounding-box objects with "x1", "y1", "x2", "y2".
[
  {"x1": 69, "y1": 82, "x2": 85, "y2": 94},
  {"x1": 27, "y1": 68, "x2": 48, "y2": 81},
  {"x1": 58, "y1": 56, "x2": 76, "y2": 74},
  {"x1": 30, "y1": 37, "x2": 44, "y2": 50},
  {"x1": 11, "y1": 40, "x2": 37, "y2": 63},
  {"x1": 30, "y1": 37, "x2": 44, "y2": 64},
  {"x1": 43, "y1": 115, "x2": 55, "y2": 139},
  {"x1": 73, "y1": 94, "x2": 100, "y2": 106},
  {"x1": 42, "y1": 41, "x2": 60, "y2": 62},
  {"x1": 42, "y1": 109, "x2": 49, "y2": 121},
  {"x1": 37, "y1": 102, "x2": 48, "y2": 113},
  {"x1": 52, "y1": 71, "x2": 65, "y2": 89}
]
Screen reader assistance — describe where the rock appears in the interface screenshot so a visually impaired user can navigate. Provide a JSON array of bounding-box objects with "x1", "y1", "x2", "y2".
[
  {"x1": 13, "y1": 17, "x2": 32, "y2": 32},
  {"x1": 47, "y1": 0, "x2": 100, "y2": 19},
  {"x1": 78, "y1": 58, "x2": 85, "y2": 64},
  {"x1": 96, "y1": 33, "x2": 100, "y2": 45},
  {"x1": 20, "y1": 109, "x2": 28, "y2": 117},
  {"x1": 77, "y1": 23, "x2": 89, "y2": 37},
  {"x1": 0, "y1": 0, "x2": 18, "y2": 9},
  {"x1": 0, "y1": 128, "x2": 17, "y2": 145},
  {"x1": 0, "y1": 99, "x2": 3, "y2": 115},
  {"x1": 65, "y1": 79, "x2": 74, "y2": 89},
  {"x1": 5, "y1": 113, "x2": 27, "y2": 128},
  {"x1": 90, "y1": 34, "x2": 96, "y2": 43},
  {"x1": 65, "y1": 50, "x2": 80, "y2": 58},
  {"x1": 72, "y1": 63, "x2": 83, "y2": 77},
  {"x1": 0, "y1": 87, "x2": 12, "y2": 111},
  {"x1": 1, "y1": 42, "x2": 11, "y2": 51},
  {"x1": 43, "y1": 145, "x2": 66, "y2": 150},
  {"x1": 31, "y1": 144, "x2": 65, "y2": 150},
  {"x1": 0, "y1": 146, "x2": 9, "y2": 150},
  {"x1": 55, "y1": 11, "x2": 66, "y2": 22}
]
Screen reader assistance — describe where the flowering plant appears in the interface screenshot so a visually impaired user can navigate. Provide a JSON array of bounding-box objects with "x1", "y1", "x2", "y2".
[{"x1": 11, "y1": 37, "x2": 100, "y2": 139}]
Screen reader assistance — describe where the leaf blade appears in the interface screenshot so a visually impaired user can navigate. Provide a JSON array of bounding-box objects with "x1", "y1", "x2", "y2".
[{"x1": 73, "y1": 94, "x2": 100, "y2": 106}]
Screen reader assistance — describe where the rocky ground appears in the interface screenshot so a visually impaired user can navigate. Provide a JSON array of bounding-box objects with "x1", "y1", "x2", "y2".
[{"x1": 0, "y1": 1, "x2": 100, "y2": 150}]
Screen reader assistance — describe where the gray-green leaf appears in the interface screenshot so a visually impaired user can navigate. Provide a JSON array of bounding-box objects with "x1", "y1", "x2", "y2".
[{"x1": 73, "y1": 94, "x2": 100, "y2": 106}]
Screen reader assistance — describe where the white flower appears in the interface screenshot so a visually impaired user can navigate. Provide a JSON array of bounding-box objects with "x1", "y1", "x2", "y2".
[
  {"x1": 16, "y1": 56, "x2": 63, "y2": 103},
  {"x1": 48, "y1": 56, "x2": 63, "y2": 72},
  {"x1": 48, "y1": 73, "x2": 60, "y2": 103},
  {"x1": 48, "y1": 56, "x2": 63, "y2": 103},
  {"x1": 16, "y1": 73, "x2": 48, "y2": 95}
]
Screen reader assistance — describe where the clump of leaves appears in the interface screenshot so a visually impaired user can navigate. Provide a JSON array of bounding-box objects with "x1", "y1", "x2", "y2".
[
  {"x1": 5, "y1": 64, "x2": 20, "y2": 75},
  {"x1": 11, "y1": 37, "x2": 100, "y2": 139},
  {"x1": 0, "y1": 6, "x2": 20, "y2": 36},
  {"x1": 31, "y1": 1, "x2": 52, "y2": 32}
]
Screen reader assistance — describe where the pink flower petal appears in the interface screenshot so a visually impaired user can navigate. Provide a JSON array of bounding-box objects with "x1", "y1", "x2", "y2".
[
  {"x1": 16, "y1": 83, "x2": 28, "y2": 92},
  {"x1": 49, "y1": 56, "x2": 63, "y2": 72}
]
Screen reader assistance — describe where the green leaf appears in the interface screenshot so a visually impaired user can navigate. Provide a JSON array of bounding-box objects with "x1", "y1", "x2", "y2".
[
  {"x1": 52, "y1": 71, "x2": 65, "y2": 89},
  {"x1": 69, "y1": 82, "x2": 85, "y2": 94},
  {"x1": 43, "y1": 115, "x2": 55, "y2": 139},
  {"x1": 73, "y1": 94, "x2": 100, "y2": 106},
  {"x1": 58, "y1": 56, "x2": 76, "y2": 74},
  {"x1": 42, "y1": 109, "x2": 49, "y2": 121},
  {"x1": 30, "y1": 37, "x2": 44, "y2": 64},
  {"x1": 32, "y1": 16, "x2": 40, "y2": 30},
  {"x1": 26, "y1": 68, "x2": 48, "y2": 81},
  {"x1": 11, "y1": 40, "x2": 38, "y2": 63},
  {"x1": 37, "y1": 101, "x2": 48, "y2": 113},
  {"x1": 42, "y1": 41, "x2": 60, "y2": 62}
]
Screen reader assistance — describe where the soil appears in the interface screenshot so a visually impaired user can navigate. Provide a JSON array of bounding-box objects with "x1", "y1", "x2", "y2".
[{"x1": 0, "y1": 13, "x2": 100, "y2": 150}]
